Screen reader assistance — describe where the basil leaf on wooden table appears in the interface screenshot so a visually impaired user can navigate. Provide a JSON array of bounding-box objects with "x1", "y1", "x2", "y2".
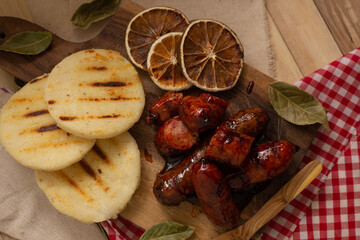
[
  {"x1": 268, "y1": 81, "x2": 330, "y2": 131},
  {"x1": 71, "y1": 0, "x2": 121, "y2": 29},
  {"x1": 140, "y1": 221, "x2": 194, "y2": 240},
  {"x1": 0, "y1": 31, "x2": 52, "y2": 55}
]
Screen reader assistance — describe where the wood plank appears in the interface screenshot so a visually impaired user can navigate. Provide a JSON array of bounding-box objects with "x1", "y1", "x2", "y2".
[
  {"x1": 266, "y1": 10, "x2": 303, "y2": 83},
  {"x1": 314, "y1": 0, "x2": 360, "y2": 54},
  {"x1": 266, "y1": 0, "x2": 342, "y2": 76},
  {"x1": 0, "y1": 0, "x2": 33, "y2": 21}
]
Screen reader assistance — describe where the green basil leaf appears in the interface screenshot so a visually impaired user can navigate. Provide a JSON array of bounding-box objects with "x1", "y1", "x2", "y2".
[
  {"x1": 140, "y1": 221, "x2": 194, "y2": 240},
  {"x1": 0, "y1": 31, "x2": 52, "y2": 55},
  {"x1": 268, "y1": 81, "x2": 330, "y2": 131},
  {"x1": 71, "y1": 0, "x2": 120, "y2": 29}
]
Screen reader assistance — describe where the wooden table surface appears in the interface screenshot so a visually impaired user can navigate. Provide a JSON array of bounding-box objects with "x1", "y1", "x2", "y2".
[{"x1": 0, "y1": 0, "x2": 359, "y2": 239}]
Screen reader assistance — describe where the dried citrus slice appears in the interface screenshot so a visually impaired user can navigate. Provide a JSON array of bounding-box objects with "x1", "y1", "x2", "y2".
[
  {"x1": 147, "y1": 32, "x2": 191, "y2": 91},
  {"x1": 125, "y1": 7, "x2": 189, "y2": 70},
  {"x1": 179, "y1": 19, "x2": 244, "y2": 92}
]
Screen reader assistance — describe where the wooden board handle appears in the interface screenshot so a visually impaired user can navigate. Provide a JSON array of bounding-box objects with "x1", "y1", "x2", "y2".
[{"x1": 213, "y1": 160, "x2": 322, "y2": 240}]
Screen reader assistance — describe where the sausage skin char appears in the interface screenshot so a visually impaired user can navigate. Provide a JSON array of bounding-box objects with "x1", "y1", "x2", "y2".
[
  {"x1": 192, "y1": 159, "x2": 240, "y2": 227},
  {"x1": 146, "y1": 91, "x2": 183, "y2": 125},
  {"x1": 155, "y1": 116, "x2": 199, "y2": 157},
  {"x1": 222, "y1": 108, "x2": 270, "y2": 138},
  {"x1": 227, "y1": 140, "x2": 296, "y2": 191},
  {"x1": 179, "y1": 94, "x2": 229, "y2": 132},
  {"x1": 153, "y1": 147, "x2": 206, "y2": 206},
  {"x1": 205, "y1": 127, "x2": 254, "y2": 167},
  {"x1": 205, "y1": 108, "x2": 269, "y2": 167}
]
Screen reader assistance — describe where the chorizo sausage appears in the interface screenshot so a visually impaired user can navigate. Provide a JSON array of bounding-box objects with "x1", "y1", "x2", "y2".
[
  {"x1": 179, "y1": 94, "x2": 229, "y2": 132},
  {"x1": 221, "y1": 108, "x2": 269, "y2": 138},
  {"x1": 192, "y1": 159, "x2": 240, "y2": 227},
  {"x1": 227, "y1": 140, "x2": 297, "y2": 191},
  {"x1": 155, "y1": 116, "x2": 198, "y2": 157},
  {"x1": 153, "y1": 147, "x2": 206, "y2": 206},
  {"x1": 146, "y1": 91, "x2": 183, "y2": 125},
  {"x1": 204, "y1": 127, "x2": 254, "y2": 167},
  {"x1": 205, "y1": 108, "x2": 269, "y2": 167}
]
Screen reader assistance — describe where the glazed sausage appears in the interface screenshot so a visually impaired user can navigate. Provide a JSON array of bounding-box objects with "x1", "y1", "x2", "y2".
[
  {"x1": 179, "y1": 94, "x2": 229, "y2": 132},
  {"x1": 221, "y1": 108, "x2": 269, "y2": 138},
  {"x1": 155, "y1": 116, "x2": 198, "y2": 157},
  {"x1": 204, "y1": 108, "x2": 269, "y2": 167},
  {"x1": 153, "y1": 147, "x2": 206, "y2": 206},
  {"x1": 192, "y1": 159, "x2": 240, "y2": 227},
  {"x1": 146, "y1": 91, "x2": 183, "y2": 125},
  {"x1": 227, "y1": 140, "x2": 297, "y2": 191},
  {"x1": 204, "y1": 127, "x2": 254, "y2": 167}
]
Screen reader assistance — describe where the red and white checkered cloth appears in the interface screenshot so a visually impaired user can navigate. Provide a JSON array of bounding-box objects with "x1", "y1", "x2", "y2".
[{"x1": 100, "y1": 48, "x2": 360, "y2": 239}]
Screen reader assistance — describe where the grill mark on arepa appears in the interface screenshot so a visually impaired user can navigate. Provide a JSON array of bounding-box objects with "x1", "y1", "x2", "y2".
[
  {"x1": 79, "y1": 160, "x2": 96, "y2": 178},
  {"x1": 91, "y1": 82, "x2": 127, "y2": 87},
  {"x1": 59, "y1": 116, "x2": 77, "y2": 121},
  {"x1": 48, "y1": 100, "x2": 56, "y2": 105},
  {"x1": 77, "y1": 97, "x2": 140, "y2": 102},
  {"x1": 19, "y1": 140, "x2": 87, "y2": 152},
  {"x1": 24, "y1": 109, "x2": 49, "y2": 117},
  {"x1": 59, "y1": 114, "x2": 126, "y2": 121},
  {"x1": 79, "y1": 160, "x2": 110, "y2": 192},
  {"x1": 93, "y1": 144, "x2": 111, "y2": 165},
  {"x1": 29, "y1": 75, "x2": 47, "y2": 84},
  {"x1": 11, "y1": 97, "x2": 41, "y2": 103},
  {"x1": 58, "y1": 171, "x2": 94, "y2": 202},
  {"x1": 87, "y1": 66, "x2": 107, "y2": 71},
  {"x1": 37, "y1": 124, "x2": 60, "y2": 132}
]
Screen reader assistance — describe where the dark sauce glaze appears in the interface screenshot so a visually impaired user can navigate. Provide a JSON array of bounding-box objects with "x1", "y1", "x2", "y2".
[{"x1": 246, "y1": 81, "x2": 254, "y2": 94}]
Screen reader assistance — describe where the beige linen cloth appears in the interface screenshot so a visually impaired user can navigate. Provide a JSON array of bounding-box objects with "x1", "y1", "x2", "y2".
[{"x1": 0, "y1": 0, "x2": 274, "y2": 239}]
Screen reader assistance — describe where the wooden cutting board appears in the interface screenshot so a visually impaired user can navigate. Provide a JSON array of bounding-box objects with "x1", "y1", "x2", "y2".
[{"x1": 0, "y1": 0, "x2": 318, "y2": 239}]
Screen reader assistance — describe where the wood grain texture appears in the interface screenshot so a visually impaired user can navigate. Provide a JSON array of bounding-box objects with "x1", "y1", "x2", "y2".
[
  {"x1": 266, "y1": 0, "x2": 342, "y2": 76},
  {"x1": 266, "y1": 10, "x2": 303, "y2": 83},
  {"x1": 314, "y1": 0, "x2": 360, "y2": 54},
  {"x1": 0, "y1": 0, "x2": 33, "y2": 21},
  {"x1": 0, "y1": 0, "x2": 319, "y2": 239}
]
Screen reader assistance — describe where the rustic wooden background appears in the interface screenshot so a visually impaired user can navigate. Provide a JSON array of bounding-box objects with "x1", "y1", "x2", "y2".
[{"x1": 0, "y1": 0, "x2": 359, "y2": 239}]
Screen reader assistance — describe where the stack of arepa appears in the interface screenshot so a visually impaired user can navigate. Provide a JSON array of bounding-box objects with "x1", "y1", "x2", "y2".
[{"x1": 0, "y1": 49, "x2": 145, "y2": 223}]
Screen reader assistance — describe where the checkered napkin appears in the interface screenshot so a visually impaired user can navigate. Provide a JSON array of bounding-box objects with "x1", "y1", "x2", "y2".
[
  {"x1": 262, "y1": 48, "x2": 360, "y2": 239},
  {"x1": 100, "y1": 48, "x2": 360, "y2": 240}
]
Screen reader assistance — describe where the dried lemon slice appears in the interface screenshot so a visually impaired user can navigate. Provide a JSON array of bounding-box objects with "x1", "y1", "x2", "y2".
[
  {"x1": 125, "y1": 7, "x2": 189, "y2": 70},
  {"x1": 179, "y1": 19, "x2": 244, "y2": 92},
  {"x1": 147, "y1": 32, "x2": 191, "y2": 91}
]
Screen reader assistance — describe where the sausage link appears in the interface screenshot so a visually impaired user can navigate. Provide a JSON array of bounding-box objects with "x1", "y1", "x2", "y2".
[
  {"x1": 179, "y1": 94, "x2": 229, "y2": 132},
  {"x1": 222, "y1": 108, "x2": 269, "y2": 138},
  {"x1": 153, "y1": 147, "x2": 206, "y2": 206},
  {"x1": 146, "y1": 91, "x2": 183, "y2": 125},
  {"x1": 205, "y1": 127, "x2": 254, "y2": 167},
  {"x1": 205, "y1": 108, "x2": 269, "y2": 167},
  {"x1": 192, "y1": 159, "x2": 240, "y2": 227},
  {"x1": 155, "y1": 116, "x2": 198, "y2": 157},
  {"x1": 227, "y1": 140, "x2": 297, "y2": 191}
]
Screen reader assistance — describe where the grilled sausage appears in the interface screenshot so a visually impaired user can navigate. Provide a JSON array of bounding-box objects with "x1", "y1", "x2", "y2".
[
  {"x1": 179, "y1": 94, "x2": 229, "y2": 132},
  {"x1": 153, "y1": 147, "x2": 206, "y2": 206},
  {"x1": 221, "y1": 108, "x2": 269, "y2": 138},
  {"x1": 155, "y1": 116, "x2": 198, "y2": 157},
  {"x1": 205, "y1": 108, "x2": 269, "y2": 167},
  {"x1": 205, "y1": 127, "x2": 254, "y2": 167},
  {"x1": 192, "y1": 159, "x2": 240, "y2": 227},
  {"x1": 146, "y1": 91, "x2": 183, "y2": 125},
  {"x1": 227, "y1": 140, "x2": 297, "y2": 191}
]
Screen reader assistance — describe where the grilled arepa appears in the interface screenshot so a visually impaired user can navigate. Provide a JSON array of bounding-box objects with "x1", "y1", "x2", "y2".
[
  {"x1": 0, "y1": 74, "x2": 95, "y2": 171},
  {"x1": 44, "y1": 49, "x2": 145, "y2": 139},
  {"x1": 35, "y1": 132, "x2": 141, "y2": 223}
]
